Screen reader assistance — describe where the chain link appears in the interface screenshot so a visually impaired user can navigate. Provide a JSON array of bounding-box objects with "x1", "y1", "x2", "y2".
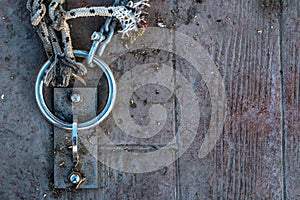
[
  {"x1": 27, "y1": 0, "x2": 149, "y2": 87},
  {"x1": 87, "y1": 0, "x2": 127, "y2": 66}
]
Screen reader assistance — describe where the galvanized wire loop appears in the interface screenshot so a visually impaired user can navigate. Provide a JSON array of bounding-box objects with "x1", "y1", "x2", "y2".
[
  {"x1": 35, "y1": 50, "x2": 117, "y2": 130},
  {"x1": 72, "y1": 120, "x2": 79, "y2": 163}
]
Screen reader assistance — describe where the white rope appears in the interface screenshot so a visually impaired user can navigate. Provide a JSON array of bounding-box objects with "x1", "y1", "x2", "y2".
[
  {"x1": 66, "y1": 7, "x2": 114, "y2": 19},
  {"x1": 31, "y1": 4, "x2": 46, "y2": 26}
]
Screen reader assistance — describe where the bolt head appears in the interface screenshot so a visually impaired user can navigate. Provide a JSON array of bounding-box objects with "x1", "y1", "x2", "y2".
[
  {"x1": 69, "y1": 173, "x2": 81, "y2": 184},
  {"x1": 70, "y1": 93, "x2": 81, "y2": 103}
]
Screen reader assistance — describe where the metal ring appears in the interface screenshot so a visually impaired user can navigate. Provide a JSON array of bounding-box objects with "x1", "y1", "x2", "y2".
[{"x1": 35, "y1": 50, "x2": 117, "y2": 130}]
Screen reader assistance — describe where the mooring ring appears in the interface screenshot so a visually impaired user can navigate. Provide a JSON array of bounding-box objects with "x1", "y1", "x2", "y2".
[{"x1": 35, "y1": 50, "x2": 116, "y2": 130}]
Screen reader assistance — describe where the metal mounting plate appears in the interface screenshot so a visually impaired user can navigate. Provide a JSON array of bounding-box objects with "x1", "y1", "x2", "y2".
[{"x1": 53, "y1": 87, "x2": 98, "y2": 189}]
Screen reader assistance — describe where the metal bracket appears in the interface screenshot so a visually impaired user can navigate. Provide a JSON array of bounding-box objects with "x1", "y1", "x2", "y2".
[{"x1": 53, "y1": 88, "x2": 98, "y2": 189}]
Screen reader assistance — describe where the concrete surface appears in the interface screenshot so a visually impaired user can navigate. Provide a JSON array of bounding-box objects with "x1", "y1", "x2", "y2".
[{"x1": 0, "y1": 0, "x2": 299, "y2": 199}]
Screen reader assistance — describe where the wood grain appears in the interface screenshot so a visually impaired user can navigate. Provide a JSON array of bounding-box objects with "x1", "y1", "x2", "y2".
[{"x1": 0, "y1": 0, "x2": 299, "y2": 199}]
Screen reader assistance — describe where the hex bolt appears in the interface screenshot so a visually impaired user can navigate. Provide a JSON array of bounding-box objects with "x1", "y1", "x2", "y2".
[
  {"x1": 70, "y1": 93, "x2": 82, "y2": 103},
  {"x1": 69, "y1": 172, "x2": 81, "y2": 184}
]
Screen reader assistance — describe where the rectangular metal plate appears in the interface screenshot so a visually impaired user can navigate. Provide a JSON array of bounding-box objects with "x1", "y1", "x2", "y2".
[{"x1": 53, "y1": 88, "x2": 98, "y2": 189}]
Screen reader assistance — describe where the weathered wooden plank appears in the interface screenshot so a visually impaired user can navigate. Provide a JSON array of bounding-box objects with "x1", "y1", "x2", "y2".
[
  {"x1": 55, "y1": 0, "x2": 178, "y2": 198},
  {"x1": 174, "y1": 0, "x2": 284, "y2": 199},
  {"x1": 281, "y1": 0, "x2": 300, "y2": 199}
]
